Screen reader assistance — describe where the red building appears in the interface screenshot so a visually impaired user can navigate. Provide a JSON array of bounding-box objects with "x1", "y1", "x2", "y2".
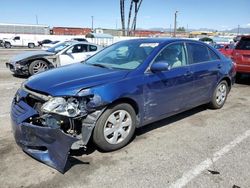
[
  {"x1": 132, "y1": 30, "x2": 164, "y2": 37},
  {"x1": 52, "y1": 27, "x2": 92, "y2": 35}
]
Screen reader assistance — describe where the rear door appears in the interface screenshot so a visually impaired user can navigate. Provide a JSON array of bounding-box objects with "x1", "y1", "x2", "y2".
[{"x1": 186, "y1": 42, "x2": 221, "y2": 106}]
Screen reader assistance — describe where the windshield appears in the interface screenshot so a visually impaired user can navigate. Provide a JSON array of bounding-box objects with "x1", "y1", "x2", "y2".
[
  {"x1": 84, "y1": 40, "x2": 159, "y2": 70},
  {"x1": 47, "y1": 42, "x2": 72, "y2": 53}
]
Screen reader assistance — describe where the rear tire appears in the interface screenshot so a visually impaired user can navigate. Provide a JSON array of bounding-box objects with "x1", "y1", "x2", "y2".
[
  {"x1": 28, "y1": 60, "x2": 49, "y2": 75},
  {"x1": 209, "y1": 80, "x2": 228, "y2": 109},
  {"x1": 93, "y1": 103, "x2": 136, "y2": 151}
]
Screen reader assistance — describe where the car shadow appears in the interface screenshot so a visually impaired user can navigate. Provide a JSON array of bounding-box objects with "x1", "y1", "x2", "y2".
[
  {"x1": 67, "y1": 104, "x2": 208, "y2": 171},
  {"x1": 135, "y1": 104, "x2": 208, "y2": 136},
  {"x1": 235, "y1": 74, "x2": 250, "y2": 85},
  {"x1": 65, "y1": 105, "x2": 209, "y2": 172},
  {"x1": 13, "y1": 74, "x2": 29, "y2": 79}
]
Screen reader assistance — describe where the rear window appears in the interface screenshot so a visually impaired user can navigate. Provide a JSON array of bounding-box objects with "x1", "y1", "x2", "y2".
[
  {"x1": 187, "y1": 43, "x2": 210, "y2": 64},
  {"x1": 89, "y1": 45, "x2": 97, "y2": 51},
  {"x1": 235, "y1": 38, "x2": 250, "y2": 50}
]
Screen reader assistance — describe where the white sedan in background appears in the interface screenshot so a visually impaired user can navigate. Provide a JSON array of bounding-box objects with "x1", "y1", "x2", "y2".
[
  {"x1": 6, "y1": 41, "x2": 103, "y2": 76},
  {"x1": 41, "y1": 40, "x2": 61, "y2": 50}
]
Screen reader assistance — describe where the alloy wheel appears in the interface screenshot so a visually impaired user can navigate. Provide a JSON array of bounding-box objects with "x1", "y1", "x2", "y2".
[
  {"x1": 32, "y1": 62, "x2": 48, "y2": 74},
  {"x1": 216, "y1": 83, "x2": 227, "y2": 106}
]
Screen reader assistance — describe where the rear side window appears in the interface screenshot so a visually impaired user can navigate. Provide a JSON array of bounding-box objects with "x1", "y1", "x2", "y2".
[
  {"x1": 235, "y1": 38, "x2": 250, "y2": 50},
  {"x1": 208, "y1": 48, "x2": 220, "y2": 61},
  {"x1": 187, "y1": 43, "x2": 210, "y2": 64},
  {"x1": 89, "y1": 45, "x2": 97, "y2": 52}
]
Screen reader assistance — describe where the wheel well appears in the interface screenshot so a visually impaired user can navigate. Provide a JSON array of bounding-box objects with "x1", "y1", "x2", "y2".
[
  {"x1": 221, "y1": 77, "x2": 232, "y2": 91},
  {"x1": 110, "y1": 98, "x2": 139, "y2": 115},
  {"x1": 28, "y1": 58, "x2": 54, "y2": 67}
]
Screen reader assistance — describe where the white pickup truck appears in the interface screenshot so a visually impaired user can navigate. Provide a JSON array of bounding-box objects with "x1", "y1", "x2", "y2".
[{"x1": 3, "y1": 36, "x2": 38, "y2": 48}]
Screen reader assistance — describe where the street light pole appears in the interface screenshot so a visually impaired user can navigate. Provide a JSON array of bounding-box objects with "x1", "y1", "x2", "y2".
[{"x1": 173, "y1": 11, "x2": 178, "y2": 37}]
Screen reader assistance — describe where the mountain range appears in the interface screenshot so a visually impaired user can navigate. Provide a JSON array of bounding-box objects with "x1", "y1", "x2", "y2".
[{"x1": 148, "y1": 27, "x2": 250, "y2": 34}]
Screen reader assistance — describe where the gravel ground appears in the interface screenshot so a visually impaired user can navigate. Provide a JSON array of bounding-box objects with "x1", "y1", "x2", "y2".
[{"x1": 0, "y1": 49, "x2": 249, "y2": 188}]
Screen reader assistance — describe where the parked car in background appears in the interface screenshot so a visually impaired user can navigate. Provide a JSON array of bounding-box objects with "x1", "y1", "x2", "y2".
[
  {"x1": 214, "y1": 43, "x2": 234, "y2": 58},
  {"x1": 71, "y1": 38, "x2": 88, "y2": 42},
  {"x1": 231, "y1": 35, "x2": 250, "y2": 76},
  {"x1": 38, "y1": 39, "x2": 52, "y2": 46},
  {"x1": 10, "y1": 38, "x2": 235, "y2": 172},
  {"x1": 0, "y1": 39, "x2": 3, "y2": 47},
  {"x1": 6, "y1": 41, "x2": 102, "y2": 76},
  {"x1": 41, "y1": 40, "x2": 60, "y2": 50},
  {"x1": 3, "y1": 36, "x2": 37, "y2": 48}
]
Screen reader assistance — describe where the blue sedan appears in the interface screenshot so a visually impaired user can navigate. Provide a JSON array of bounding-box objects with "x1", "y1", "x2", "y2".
[{"x1": 11, "y1": 38, "x2": 235, "y2": 172}]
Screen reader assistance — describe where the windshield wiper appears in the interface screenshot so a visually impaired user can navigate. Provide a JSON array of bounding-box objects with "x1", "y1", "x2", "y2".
[{"x1": 90, "y1": 63, "x2": 112, "y2": 69}]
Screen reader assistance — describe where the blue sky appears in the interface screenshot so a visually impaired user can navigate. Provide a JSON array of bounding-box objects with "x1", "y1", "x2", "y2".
[{"x1": 1, "y1": 0, "x2": 250, "y2": 30}]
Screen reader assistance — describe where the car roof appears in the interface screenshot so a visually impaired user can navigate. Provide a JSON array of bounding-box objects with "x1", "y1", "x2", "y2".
[
  {"x1": 63, "y1": 40, "x2": 100, "y2": 47},
  {"x1": 120, "y1": 37, "x2": 208, "y2": 45},
  {"x1": 241, "y1": 35, "x2": 250, "y2": 39}
]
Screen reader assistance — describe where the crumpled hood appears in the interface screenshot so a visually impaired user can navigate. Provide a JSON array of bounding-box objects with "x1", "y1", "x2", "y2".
[
  {"x1": 10, "y1": 50, "x2": 54, "y2": 62},
  {"x1": 25, "y1": 63, "x2": 129, "y2": 96}
]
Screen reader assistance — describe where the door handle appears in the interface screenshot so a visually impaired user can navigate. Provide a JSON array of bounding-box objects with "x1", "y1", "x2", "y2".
[
  {"x1": 184, "y1": 71, "x2": 193, "y2": 77},
  {"x1": 217, "y1": 64, "x2": 222, "y2": 69}
]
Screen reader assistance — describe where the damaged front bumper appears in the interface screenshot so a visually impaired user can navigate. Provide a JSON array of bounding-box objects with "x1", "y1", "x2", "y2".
[
  {"x1": 6, "y1": 62, "x2": 29, "y2": 76},
  {"x1": 11, "y1": 90, "x2": 82, "y2": 173}
]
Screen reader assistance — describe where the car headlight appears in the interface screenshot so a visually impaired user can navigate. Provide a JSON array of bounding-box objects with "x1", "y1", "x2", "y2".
[
  {"x1": 41, "y1": 97, "x2": 86, "y2": 117},
  {"x1": 15, "y1": 62, "x2": 23, "y2": 69}
]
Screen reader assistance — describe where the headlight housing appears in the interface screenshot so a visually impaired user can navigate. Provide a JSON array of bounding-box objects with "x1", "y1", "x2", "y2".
[{"x1": 41, "y1": 97, "x2": 86, "y2": 117}]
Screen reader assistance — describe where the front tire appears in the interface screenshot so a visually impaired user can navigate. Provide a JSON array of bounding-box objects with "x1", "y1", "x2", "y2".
[
  {"x1": 4, "y1": 42, "x2": 11, "y2": 48},
  {"x1": 93, "y1": 103, "x2": 136, "y2": 151},
  {"x1": 28, "y1": 43, "x2": 35, "y2": 48},
  {"x1": 28, "y1": 60, "x2": 49, "y2": 75},
  {"x1": 209, "y1": 80, "x2": 228, "y2": 109}
]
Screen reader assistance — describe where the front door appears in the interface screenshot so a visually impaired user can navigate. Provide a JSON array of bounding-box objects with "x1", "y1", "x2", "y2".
[
  {"x1": 143, "y1": 42, "x2": 193, "y2": 123},
  {"x1": 59, "y1": 44, "x2": 89, "y2": 66}
]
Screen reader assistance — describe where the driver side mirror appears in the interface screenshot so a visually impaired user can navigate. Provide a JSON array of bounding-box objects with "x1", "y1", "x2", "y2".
[{"x1": 150, "y1": 61, "x2": 170, "y2": 72}]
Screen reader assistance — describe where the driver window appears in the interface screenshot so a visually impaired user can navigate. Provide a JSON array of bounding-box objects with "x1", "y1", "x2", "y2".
[
  {"x1": 14, "y1": 36, "x2": 20, "y2": 40},
  {"x1": 69, "y1": 44, "x2": 88, "y2": 53},
  {"x1": 154, "y1": 43, "x2": 187, "y2": 69}
]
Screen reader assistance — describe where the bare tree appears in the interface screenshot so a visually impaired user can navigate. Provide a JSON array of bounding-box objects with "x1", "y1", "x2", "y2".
[
  {"x1": 130, "y1": 0, "x2": 143, "y2": 34},
  {"x1": 127, "y1": 0, "x2": 134, "y2": 36},
  {"x1": 120, "y1": 0, "x2": 143, "y2": 36},
  {"x1": 120, "y1": 0, "x2": 126, "y2": 36}
]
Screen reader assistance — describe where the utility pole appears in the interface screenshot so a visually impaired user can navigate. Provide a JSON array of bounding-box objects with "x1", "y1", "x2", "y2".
[
  {"x1": 170, "y1": 24, "x2": 172, "y2": 36},
  {"x1": 133, "y1": 1, "x2": 138, "y2": 31},
  {"x1": 237, "y1": 24, "x2": 240, "y2": 35},
  {"x1": 36, "y1": 15, "x2": 38, "y2": 25},
  {"x1": 173, "y1": 11, "x2": 178, "y2": 37},
  {"x1": 91, "y1": 16, "x2": 94, "y2": 32}
]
